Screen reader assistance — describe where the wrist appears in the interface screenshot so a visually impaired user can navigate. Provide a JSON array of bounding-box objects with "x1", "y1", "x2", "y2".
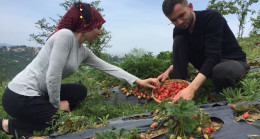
[
  {"x1": 187, "y1": 83, "x2": 198, "y2": 93},
  {"x1": 134, "y1": 78, "x2": 142, "y2": 85},
  {"x1": 167, "y1": 65, "x2": 173, "y2": 72},
  {"x1": 188, "y1": 73, "x2": 207, "y2": 93}
]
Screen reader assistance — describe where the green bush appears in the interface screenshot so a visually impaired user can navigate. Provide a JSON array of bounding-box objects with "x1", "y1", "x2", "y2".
[{"x1": 120, "y1": 51, "x2": 171, "y2": 79}]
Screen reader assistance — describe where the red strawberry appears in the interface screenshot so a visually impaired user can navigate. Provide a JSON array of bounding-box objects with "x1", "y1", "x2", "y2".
[
  {"x1": 140, "y1": 134, "x2": 146, "y2": 139},
  {"x1": 188, "y1": 137, "x2": 194, "y2": 139},
  {"x1": 206, "y1": 128, "x2": 211, "y2": 134},
  {"x1": 135, "y1": 87, "x2": 139, "y2": 92},
  {"x1": 209, "y1": 126, "x2": 215, "y2": 132},
  {"x1": 202, "y1": 129, "x2": 206, "y2": 134},
  {"x1": 150, "y1": 122, "x2": 158, "y2": 128},
  {"x1": 243, "y1": 112, "x2": 249, "y2": 119}
]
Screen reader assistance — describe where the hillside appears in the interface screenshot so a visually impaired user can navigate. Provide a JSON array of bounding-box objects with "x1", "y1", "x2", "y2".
[
  {"x1": 0, "y1": 45, "x2": 40, "y2": 80},
  {"x1": 0, "y1": 45, "x2": 124, "y2": 80}
]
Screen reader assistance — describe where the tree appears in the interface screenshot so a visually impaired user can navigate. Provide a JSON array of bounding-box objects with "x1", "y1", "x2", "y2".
[
  {"x1": 126, "y1": 48, "x2": 148, "y2": 58},
  {"x1": 207, "y1": 0, "x2": 238, "y2": 15},
  {"x1": 29, "y1": 0, "x2": 111, "y2": 57},
  {"x1": 207, "y1": 0, "x2": 259, "y2": 38},
  {"x1": 234, "y1": 0, "x2": 258, "y2": 38},
  {"x1": 250, "y1": 10, "x2": 260, "y2": 36}
]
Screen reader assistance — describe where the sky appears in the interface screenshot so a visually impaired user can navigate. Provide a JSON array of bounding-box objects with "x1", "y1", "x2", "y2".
[{"x1": 0, "y1": 0, "x2": 259, "y2": 56}]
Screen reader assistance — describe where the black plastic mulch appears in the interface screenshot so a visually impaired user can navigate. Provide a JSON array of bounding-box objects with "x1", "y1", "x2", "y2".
[{"x1": 47, "y1": 87, "x2": 260, "y2": 139}]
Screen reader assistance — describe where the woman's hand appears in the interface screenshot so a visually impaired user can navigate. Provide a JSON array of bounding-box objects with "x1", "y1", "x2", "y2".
[
  {"x1": 59, "y1": 100, "x2": 70, "y2": 112},
  {"x1": 135, "y1": 78, "x2": 160, "y2": 89}
]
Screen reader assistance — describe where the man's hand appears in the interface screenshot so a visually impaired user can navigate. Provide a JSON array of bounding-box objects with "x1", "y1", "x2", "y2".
[
  {"x1": 59, "y1": 100, "x2": 70, "y2": 112},
  {"x1": 157, "y1": 65, "x2": 173, "y2": 82},
  {"x1": 171, "y1": 86, "x2": 195, "y2": 103},
  {"x1": 157, "y1": 72, "x2": 168, "y2": 82},
  {"x1": 135, "y1": 78, "x2": 160, "y2": 89},
  {"x1": 170, "y1": 73, "x2": 207, "y2": 103}
]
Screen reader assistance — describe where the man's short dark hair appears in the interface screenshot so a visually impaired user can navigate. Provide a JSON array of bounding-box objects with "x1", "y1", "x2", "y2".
[{"x1": 162, "y1": 0, "x2": 188, "y2": 16}]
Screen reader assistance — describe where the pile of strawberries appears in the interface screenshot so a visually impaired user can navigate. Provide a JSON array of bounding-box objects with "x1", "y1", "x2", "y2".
[
  {"x1": 121, "y1": 86, "x2": 151, "y2": 100},
  {"x1": 153, "y1": 80, "x2": 189, "y2": 102},
  {"x1": 200, "y1": 125, "x2": 215, "y2": 139}
]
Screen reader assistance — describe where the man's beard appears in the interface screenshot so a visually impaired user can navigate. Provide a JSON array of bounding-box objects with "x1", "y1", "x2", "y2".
[{"x1": 182, "y1": 11, "x2": 194, "y2": 31}]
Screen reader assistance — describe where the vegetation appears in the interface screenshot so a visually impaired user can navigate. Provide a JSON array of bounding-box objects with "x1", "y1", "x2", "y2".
[
  {"x1": 0, "y1": 46, "x2": 40, "y2": 79},
  {"x1": 207, "y1": 0, "x2": 259, "y2": 38},
  {"x1": 250, "y1": 10, "x2": 260, "y2": 36},
  {"x1": 207, "y1": 0, "x2": 238, "y2": 15},
  {"x1": 235, "y1": 0, "x2": 259, "y2": 38}
]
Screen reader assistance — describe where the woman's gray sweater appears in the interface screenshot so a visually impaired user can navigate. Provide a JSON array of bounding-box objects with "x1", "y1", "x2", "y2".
[{"x1": 8, "y1": 29, "x2": 137, "y2": 108}]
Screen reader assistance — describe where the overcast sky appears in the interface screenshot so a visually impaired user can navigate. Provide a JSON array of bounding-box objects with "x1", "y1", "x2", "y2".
[{"x1": 0, "y1": 0, "x2": 259, "y2": 55}]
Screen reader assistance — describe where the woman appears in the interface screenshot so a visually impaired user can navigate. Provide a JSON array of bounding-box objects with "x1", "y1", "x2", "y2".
[{"x1": 1, "y1": 2, "x2": 159, "y2": 137}]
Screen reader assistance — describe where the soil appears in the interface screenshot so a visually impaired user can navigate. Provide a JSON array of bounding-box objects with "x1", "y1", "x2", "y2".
[
  {"x1": 142, "y1": 126, "x2": 169, "y2": 138},
  {"x1": 234, "y1": 104, "x2": 260, "y2": 122},
  {"x1": 210, "y1": 117, "x2": 224, "y2": 130},
  {"x1": 141, "y1": 116, "x2": 224, "y2": 138},
  {"x1": 101, "y1": 91, "x2": 113, "y2": 98}
]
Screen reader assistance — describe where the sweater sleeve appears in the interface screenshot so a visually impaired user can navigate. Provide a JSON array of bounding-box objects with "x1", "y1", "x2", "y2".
[
  {"x1": 199, "y1": 11, "x2": 223, "y2": 77},
  {"x1": 46, "y1": 30, "x2": 73, "y2": 108},
  {"x1": 83, "y1": 48, "x2": 138, "y2": 86}
]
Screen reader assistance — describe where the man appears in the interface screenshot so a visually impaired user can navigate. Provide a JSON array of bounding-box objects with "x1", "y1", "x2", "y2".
[{"x1": 157, "y1": 0, "x2": 250, "y2": 103}]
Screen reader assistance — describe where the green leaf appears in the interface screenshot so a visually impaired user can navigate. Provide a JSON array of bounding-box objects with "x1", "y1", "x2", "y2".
[
  {"x1": 164, "y1": 121, "x2": 169, "y2": 126},
  {"x1": 182, "y1": 108, "x2": 197, "y2": 116},
  {"x1": 168, "y1": 119, "x2": 174, "y2": 125},
  {"x1": 95, "y1": 131, "x2": 104, "y2": 139},
  {"x1": 183, "y1": 117, "x2": 199, "y2": 133},
  {"x1": 180, "y1": 100, "x2": 195, "y2": 110},
  {"x1": 173, "y1": 107, "x2": 182, "y2": 116},
  {"x1": 116, "y1": 128, "x2": 129, "y2": 137}
]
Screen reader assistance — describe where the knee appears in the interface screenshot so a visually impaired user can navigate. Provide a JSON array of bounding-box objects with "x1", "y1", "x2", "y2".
[
  {"x1": 212, "y1": 64, "x2": 236, "y2": 88},
  {"x1": 76, "y1": 83, "x2": 87, "y2": 99}
]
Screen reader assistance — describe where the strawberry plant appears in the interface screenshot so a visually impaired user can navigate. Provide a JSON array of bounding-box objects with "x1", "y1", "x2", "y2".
[
  {"x1": 98, "y1": 114, "x2": 110, "y2": 125},
  {"x1": 152, "y1": 99, "x2": 217, "y2": 139},
  {"x1": 94, "y1": 128, "x2": 140, "y2": 139},
  {"x1": 95, "y1": 128, "x2": 129, "y2": 139},
  {"x1": 221, "y1": 71, "x2": 260, "y2": 103}
]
